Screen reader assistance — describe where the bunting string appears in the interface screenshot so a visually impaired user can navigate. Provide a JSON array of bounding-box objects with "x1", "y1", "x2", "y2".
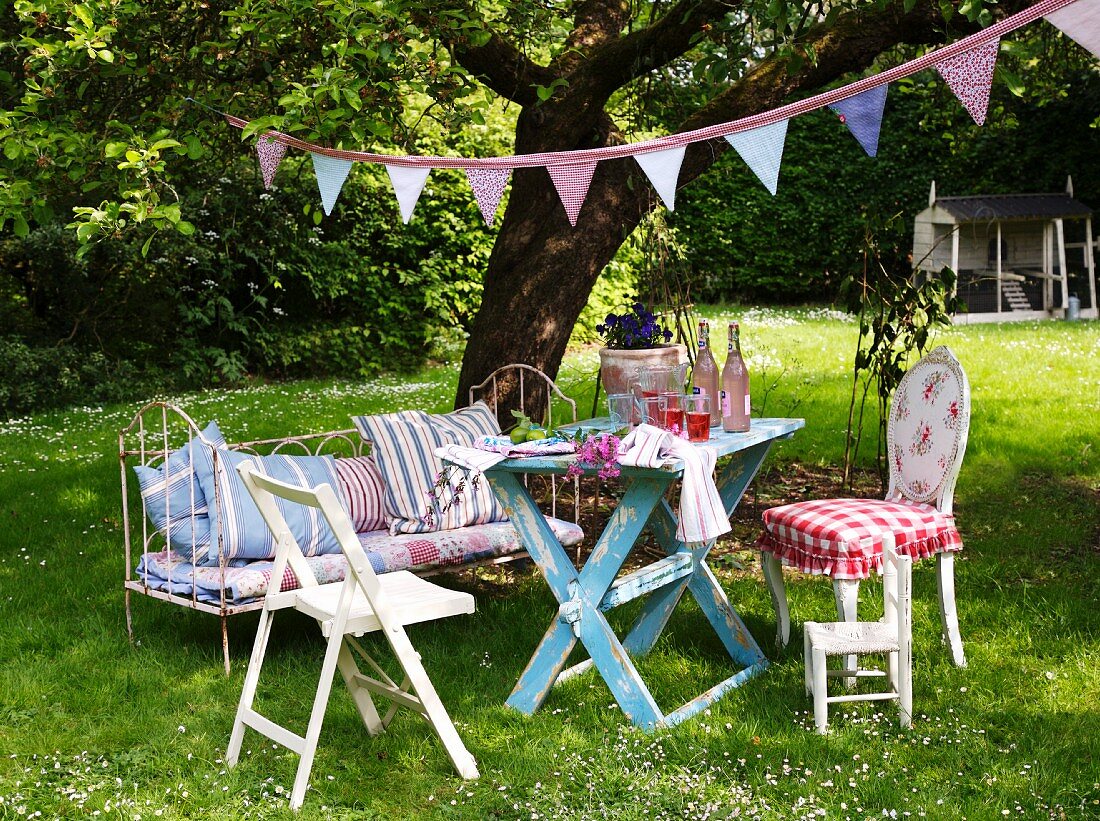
[{"x1": 191, "y1": 0, "x2": 1097, "y2": 222}]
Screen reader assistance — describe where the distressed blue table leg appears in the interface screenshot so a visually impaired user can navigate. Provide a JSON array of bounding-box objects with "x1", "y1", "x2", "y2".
[
  {"x1": 687, "y1": 560, "x2": 766, "y2": 668},
  {"x1": 622, "y1": 498, "x2": 690, "y2": 656},
  {"x1": 506, "y1": 616, "x2": 578, "y2": 714},
  {"x1": 577, "y1": 602, "x2": 663, "y2": 730}
]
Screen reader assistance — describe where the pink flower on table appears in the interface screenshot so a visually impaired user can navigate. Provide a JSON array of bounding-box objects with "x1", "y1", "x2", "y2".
[{"x1": 566, "y1": 433, "x2": 621, "y2": 481}]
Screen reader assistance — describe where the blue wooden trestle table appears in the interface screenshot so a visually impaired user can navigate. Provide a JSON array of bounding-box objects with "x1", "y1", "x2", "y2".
[{"x1": 466, "y1": 416, "x2": 804, "y2": 731}]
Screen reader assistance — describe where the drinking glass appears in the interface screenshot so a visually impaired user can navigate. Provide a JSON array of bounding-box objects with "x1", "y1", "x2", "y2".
[
  {"x1": 607, "y1": 393, "x2": 638, "y2": 434},
  {"x1": 683, "y1": 394, "x2": 711, "y2": 442},
  {"x1": 639, "y1": 395, "x2": 664, "y2": 427},
  {"x1": 659, "y1": 393, "x2": 685, "y2": 435}
]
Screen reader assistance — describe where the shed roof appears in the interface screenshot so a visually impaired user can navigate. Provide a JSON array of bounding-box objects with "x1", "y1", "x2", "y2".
[{"x1": 933, "y1": 193, "x2": 1092, "y2": 222}]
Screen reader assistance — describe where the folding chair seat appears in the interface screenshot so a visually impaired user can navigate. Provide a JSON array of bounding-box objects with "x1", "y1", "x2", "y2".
[
  {"x1": 804, "y1": 536, "x2": 913, "y2": 733},
  {"x1": 758, "y1": 345, "x2": 970, "y2": 667},
  {"x1": 226, "y1": 464, "x2": 478, "y2": 811}
]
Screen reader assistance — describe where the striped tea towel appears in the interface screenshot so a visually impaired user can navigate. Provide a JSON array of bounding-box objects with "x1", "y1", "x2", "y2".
[{"x1": 617, "y1": 424, "x2": 731, "y2": 544}]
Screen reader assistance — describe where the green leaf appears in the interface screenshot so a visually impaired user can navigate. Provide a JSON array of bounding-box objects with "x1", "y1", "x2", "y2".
[
  {"x1": 76, "y1": 222, "x2": 97, "y2": 243},
  {"x1": 176, "y1": 220, "x2": 195, "y2": 236},
  {"x1": 3, "y1": 140, "x2": 20, "y2": 160},
  {"x1": 185, "y1": 136, "x2": 203, "y2": 160},
  {"x1": 104, "y1": 142, "x2": 128, "y2": 158},
  {"x1": 13, "y1": 214, "x2": 29, "y2": 238},
  {"x1": 141, "y1": 234, "x2": 154, "y2": 257},
  {"x1": 98, "y1": 49, "x2": 115, "y2": 63}
]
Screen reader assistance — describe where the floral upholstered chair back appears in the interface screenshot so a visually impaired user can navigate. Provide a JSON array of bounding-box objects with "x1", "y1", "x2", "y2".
[{"x1": 886, "y1": 346, "x2": 971, "y2": 514}]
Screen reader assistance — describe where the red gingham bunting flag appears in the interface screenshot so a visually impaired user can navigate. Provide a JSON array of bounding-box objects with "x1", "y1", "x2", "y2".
[
  {"x1": 547, "y1": 161, "x2": 599, "y2": 226},
  {"x1": 1046, "y1": 0, "x2": 1100, "y2": 58},
  {"x1": 465, "y1": 167, "x2": 512, "y2": 225},
  {"x1": 633, "y1": 146, "x2": 686, "y2": 211},
  {"x1": 311, "y1": 152, "x2": 354, "y2": 216},
  {"x1": 935, "y1": 38, "x2": 1000, "y2": 126},
  {"x1": 384, "y1": 165, "x2": 432, "y2": 224},
  {"x1": 256, "y1": 135, "x2": 286, "y2": 190}
]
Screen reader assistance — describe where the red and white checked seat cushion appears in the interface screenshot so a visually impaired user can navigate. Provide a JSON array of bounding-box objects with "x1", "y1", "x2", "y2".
[{"x1": 756, "y1": 497, "x2": 962, "y2": 580}]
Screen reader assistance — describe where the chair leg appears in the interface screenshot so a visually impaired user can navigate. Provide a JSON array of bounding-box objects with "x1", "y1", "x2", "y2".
[
  {"x1": 936, "y1": 552, "x2": 967, "y2": 668},
  {"x1": 227, "y1": 606, "x2": 277, "y2": 768},
  {"x1": 290, "y1": 630, "x2": 347, "y2": 811},
  {"x1": 811, "y1": 644, "x2": 829, "y2": 734},
  {"x1": 387, "y1": 629, "x2": 479, "y2": 780},
  {"x1": 335, "y1": 642, "x2": 384, "y2": 736},
  {"x1": 832, "y1": 578, "x2": 860, "y2": 687},
  {"x1": 761, "y1": 551, "x2": 790, "y2": 648},
  {"x1": 803, "y1": 627, "x2": 813, "y2": 697}
]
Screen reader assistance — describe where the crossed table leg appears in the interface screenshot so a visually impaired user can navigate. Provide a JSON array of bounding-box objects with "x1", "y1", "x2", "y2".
[{"x1": 486, "y1": 440, "x2": 777, "y2": 730}]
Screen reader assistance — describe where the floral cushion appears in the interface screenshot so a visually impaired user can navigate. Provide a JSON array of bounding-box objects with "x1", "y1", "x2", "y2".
[
  {"x1": 888, "y1": 349, "x2": 969, "y2": 504},
  {"x1": 756, "y1": 497, "x2": 962, "y2": 580},
  {"x1": 134, "y1": 515, "x2": 585, "y2": 604}
]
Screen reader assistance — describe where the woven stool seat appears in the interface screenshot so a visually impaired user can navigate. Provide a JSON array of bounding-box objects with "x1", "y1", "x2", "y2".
[{"x1": 805, "y1": 620, "x2": 900, "y2": 656}]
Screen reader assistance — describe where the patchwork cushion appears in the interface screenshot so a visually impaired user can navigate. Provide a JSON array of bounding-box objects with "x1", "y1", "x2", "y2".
[
  {"x1": 132, "y1": 420, "x2": 225, "y2": 558},
  {"x1": 135, "y1": 516, "x2": 585, "y2": 604},
  {"x1": 333, "y1": 456, "x2": 387, "y2": 533},
  {"x1": 193, "y1": 447, "x2": 343, "y2": 563},
  {"x1": 756, "y1": 497, "x2": 962, "y2": 580},
  {"x1": 353, "y1": 402, "x2": 507, "y2": 535}
]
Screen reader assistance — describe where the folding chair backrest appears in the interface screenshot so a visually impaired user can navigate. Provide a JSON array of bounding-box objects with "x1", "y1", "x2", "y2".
[
  {"x1": 237, "y1": 464, "x2": 390, "y2": 617},
  {"x1": 886, "y1": 345, "x2": 971, "y2": 512}
]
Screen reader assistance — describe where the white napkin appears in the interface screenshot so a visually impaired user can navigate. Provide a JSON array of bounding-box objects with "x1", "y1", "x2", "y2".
[
  {"x1": 435, "y1": 444, "x2": 507, "y2": 474},
  {"x1": 617, "y1": 424, "x2": 731, "y2": 544}
]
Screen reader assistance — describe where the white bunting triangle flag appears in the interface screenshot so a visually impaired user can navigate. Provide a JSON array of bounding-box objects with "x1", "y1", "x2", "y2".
[
  {"x1": 1046, "y1": 0, "x2": 1100, "y2": 58},
  {"x1": 384, "y1": 165, "x2": 432, "y2": 224},
  {"x1": 256, "y1": 136, "x2": 286, "y2": 190},
  {"x1": 311, "y1": 153, "x2": 354, "y2": 216},
  {"x1": 634, "y1": 146, "x2": 686, "y2": 211},
  {"x1": 935, "y1": 39, "x2": 1000, "y2": 126},
  {"x1": 724, "y1": 119, "x2": 788, "y2": 196},
  {"x1": 829, "y1": 84, "x2": 889, "y2": 157},
  {"x1": 465, "y1": 168, "x2": 511, "y2": 225},
  {"x1": 547, "y1": 161, "x2": 599, "y2": 226}
]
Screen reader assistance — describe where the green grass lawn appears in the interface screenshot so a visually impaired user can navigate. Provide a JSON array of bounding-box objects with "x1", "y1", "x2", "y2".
[{"x1": 0, "y1": 310, "x2": 1097, "y2": 819}]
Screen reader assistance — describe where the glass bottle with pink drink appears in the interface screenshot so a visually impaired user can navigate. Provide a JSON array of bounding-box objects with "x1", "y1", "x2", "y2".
[
  {"x1": 720, "y1": 322, "x2": 751, "y2": 432},
  {"x1": 691, "y1": 319, "x2": 720, "y2": 426}
]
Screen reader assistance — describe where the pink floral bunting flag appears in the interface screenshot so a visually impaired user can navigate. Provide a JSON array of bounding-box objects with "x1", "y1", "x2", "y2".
[
  {"x1": 724, "y1": 119, "x2": 788, "y2": 196},
  {"x1": 465, "y1": 167, "x2": 512, "y2": 225},
  {"x1": 384, "y1": 165, "x2": 432, "y2": 224},
  {"x1": 256, "y1": 135, "x2": 286, "y2": 190},
  {"x1": 633, "y1": 146, "x2": 686, "y2": 211},
  {"x1": 547, "y1": 161, "x2": 599, "y2": 226},
  {"x1": 829, "y1": 84, "x2": 889, "y2": 157},
  {"x1": 311, "y1": 152, "x2": 354, "y2": 216},
  {"x1": 1045, "y1": 0, "x2": 1100, "y2": 58},
  {"x1": 935, "y1": 39, "x2": 1000, "y2": 126}
]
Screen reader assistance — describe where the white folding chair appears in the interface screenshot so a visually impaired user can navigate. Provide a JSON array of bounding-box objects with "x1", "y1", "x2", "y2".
[
  {"x1": 226, "y1": 464, "x2": 479, "y2": 810},
  {"x1": 804, "y1": 535, "x2": 913, "y2": 734}
]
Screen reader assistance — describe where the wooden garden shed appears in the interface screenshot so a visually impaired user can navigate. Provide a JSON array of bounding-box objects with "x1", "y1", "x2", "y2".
[{"x1": 912, "y1": 179, "x2": 1097, "y2": 322}]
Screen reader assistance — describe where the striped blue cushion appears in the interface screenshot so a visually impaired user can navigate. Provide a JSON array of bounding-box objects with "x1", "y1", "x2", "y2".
[
  {"x1": 353, "y1": 402, "x2": 506, "y2": 535},
  {"x1": 193, "y1": 448, "x2": 343, "y2": 562},
  {"x1": 132, "y1": 421, "x2": 225, "y2": 558}
]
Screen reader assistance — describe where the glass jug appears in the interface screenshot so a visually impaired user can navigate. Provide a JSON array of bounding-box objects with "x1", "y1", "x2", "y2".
[{"x1": 633, "y1": 362, "x2": 689, "y2": 400}]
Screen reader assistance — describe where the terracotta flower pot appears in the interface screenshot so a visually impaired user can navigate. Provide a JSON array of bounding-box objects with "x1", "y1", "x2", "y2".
[{"x1": 598, "y1": 344, "x2": 688, "y2": 398}]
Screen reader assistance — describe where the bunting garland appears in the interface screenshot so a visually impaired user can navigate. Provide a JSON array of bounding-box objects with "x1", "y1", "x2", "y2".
[
  {"x1": 633, "y1": 146, "x2": 687, "y2": 211},
  {"x1": 256, "y1": 137, "x2": 286, "y2": 190},
  {"x1": 1046, "y1": 0, "x2": 1100, "y2": 57},
  {"x1": 465, "y1": 168, "x2": 511, "y2": 225},
  {"x1": 935, "y1": 39, "x2": 1000, "y2": 126},
  {"x1": 385, "y1": 164, "x2": 432, "y2": 224},
  {"x1": 724, "y1": 119, "x2": 788, "y2": 195},
  {"x1": 829, "y1": 85, "x2": 889, "y2": 157},
  {"x1": 208, "y1": 0, "x2": 1092, "y2": 226},
  {"x1": 311, "y1": 153, "x2": 354, "y2": 215},
  {"x1": 547, "y1": 161, "x2": 599, "y2": 225}
]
